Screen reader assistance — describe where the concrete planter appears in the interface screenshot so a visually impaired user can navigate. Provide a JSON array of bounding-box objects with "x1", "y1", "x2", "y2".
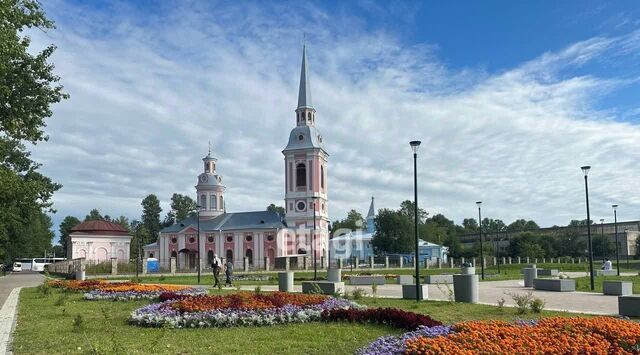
[
  {"x1": 401, "y1": 284, "x2": 428, "y2": 300},
  {"x1": 301, "y1": 281, "x2": 345, "y2": 295},
  {"x1": 533, "y1": 278, "x2": 575, "y2": 292},
  {"x1": 603, "y1": 281, "x2": 632, "y2": 296},
  {"x1": 453, "y1": 274, "x2": 479, "y2": 303},
  {"x1": 596, "y1": 269, "x2": 618, "y2": 276},
  {"x1": 327, "y1": 268, "x2": 342, "y2": 282},
  {"x1": 523, "y1": 267, "x2": 537, "y2": 287},
  {"x1": 461, "y1": 267, "x2": 475, "y2": 275},
  {"x1": 537, "y1": 269, "x2": 558, "y2": 276},
  {"x1": 618, "y1": 296, "x2": 640, "y2": 317},
  {"x1": 278, "y1": 272, "x2": 294, "y2": 292},
  {"x1": 350, "y1": 275, "x2": 385, "y2": 285},
  {"x1": 424, "y1": 275, "x2": 453, "y2": 284},
  {"x1": 397, "y1": 275, "x2": 414, "y2": 285}
]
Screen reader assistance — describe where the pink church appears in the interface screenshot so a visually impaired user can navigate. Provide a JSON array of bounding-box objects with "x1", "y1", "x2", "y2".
[{"x1": 144, "y1": 46, "x2": 329, "y2": 270}]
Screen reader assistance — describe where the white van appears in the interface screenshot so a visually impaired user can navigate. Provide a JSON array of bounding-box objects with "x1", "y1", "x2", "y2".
[{"x1": 12, "y1": 262, "x2": 22, "y2": 272}]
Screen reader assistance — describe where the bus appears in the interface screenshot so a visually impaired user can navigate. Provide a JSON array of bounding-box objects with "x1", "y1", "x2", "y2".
[{"x1": 31, "y1": 257, "x2": 66, "y2": 272}]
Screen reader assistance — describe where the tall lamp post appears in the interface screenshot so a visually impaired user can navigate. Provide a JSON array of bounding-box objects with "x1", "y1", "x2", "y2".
[
  {"x1": 312, "y1": 196, "x2": 318, "y2": 280},
  {"x1": 600, "y1": 218, "x2": 605, "y2": 263},
  {"x1": 196, "y1": 205, "x2": 201, "y2": 284},
  {"x1": 581, "y1": 166, "x2": 595, "y2": 291},
  {"x1": 495, "y1": 236, "x2": 501, "y2": 274},
  {"x1": 410, "y1": 140, "x2": 421, "y2": 302},
  {"x1": 476, "y1": 201, "x2": 485, "y2": 280},
  {"x1": 612, "y1": 205, "x2": 619, "y2": 276},
  {"x1": 327, "y1": 221, "x2": 333, "y2": 269}
]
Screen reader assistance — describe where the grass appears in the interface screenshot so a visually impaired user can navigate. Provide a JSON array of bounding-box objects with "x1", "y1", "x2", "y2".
[
  {"x1": 13, "y1": 285, "x2": 589, "y2": 354},
  {"x1": 574, "y1": 275, "x2": 640, "y2": 294}
]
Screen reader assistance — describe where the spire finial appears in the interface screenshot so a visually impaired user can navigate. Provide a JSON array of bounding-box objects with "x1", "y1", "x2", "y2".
[
  {"x1": 208, "y1": 140, "x2": 211, "y2": 156},
  {"x1": 297, "y1": 42, "x2": 312, "y2": 109}
]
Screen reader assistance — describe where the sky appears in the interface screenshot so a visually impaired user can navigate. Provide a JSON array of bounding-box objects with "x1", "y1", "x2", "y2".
[{"x1": 27, "y1": 0, "x2": 640, "y2": 241}]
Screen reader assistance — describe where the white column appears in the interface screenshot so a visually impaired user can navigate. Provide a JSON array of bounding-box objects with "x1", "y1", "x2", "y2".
[
  {"x1": 235, "y1": 232, "x2": 242, "y2": 268},
  {"x1": 255, "y1": 231, "x2": 262, "y2": 268}
]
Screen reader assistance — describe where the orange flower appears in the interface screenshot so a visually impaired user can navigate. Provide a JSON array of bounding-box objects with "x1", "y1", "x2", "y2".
[
  {"x1": 47, "y1": 279, "x2": 191, "y2": 293},
  {"x1": 169, "y1": 292, "x2": 327, "y2": 313}
]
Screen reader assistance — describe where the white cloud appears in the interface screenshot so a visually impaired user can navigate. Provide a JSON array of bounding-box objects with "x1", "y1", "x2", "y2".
[{"x1": 28, "y1": 1, "x2": 640, "y2": 234}]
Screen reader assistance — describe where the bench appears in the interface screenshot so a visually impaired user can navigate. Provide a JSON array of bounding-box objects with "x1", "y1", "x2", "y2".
[
  {"x1": 618, "y1": 296, "x2": 640, "y2": 317},
  {"x1": 401, "y1": 284, "x2": 428, "y2": 300},
  {"x1": 397, "y1": 275, "x2": 414, "y2": 285},
  {"x1": 301, "y1": 281, "x2": 345, "y2": 295},
  {"x1": 536, "y1": 269, "x2": 558, "y2": 276},
  {"x1": 424, "y1": 275, "x2": 453, "y2": 284},
  {"x1": 603, "y1": 281, "x2": 632, "y2": 296},
  {"x1": 596, "y1": 269, "x2": 617, "y2": 276},
  {"x1": 533, "y1": 278, "x2": 575, "y2": 292},
  {"x1": 349, "y1": 275, "x2": 385, "y2": 285}
]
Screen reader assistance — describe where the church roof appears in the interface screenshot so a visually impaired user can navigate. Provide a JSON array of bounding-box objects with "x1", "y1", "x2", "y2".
[
  {"x1": 297, "y1": 44, "x2": 312, "y2": 109},
  {"x1": 366, "y1": 196, "x2": 375, "y2": 219},
  {"x1": 70, "y1": 220, "x2": 130, "y2": 236},
  {"x1": 283, "y1": 125, "x2": 325, "y2": 152},
  {"x1": 161, "y1": 210, "x2": 285, "y2": 233}
]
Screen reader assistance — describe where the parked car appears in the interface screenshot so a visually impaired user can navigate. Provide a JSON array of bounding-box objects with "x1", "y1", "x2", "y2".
[{"x1": 12, "y1": 262, "x2": 22, "y2": 272}]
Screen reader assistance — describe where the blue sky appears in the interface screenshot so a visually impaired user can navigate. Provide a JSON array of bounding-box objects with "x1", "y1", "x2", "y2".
[{"x1": 30, "y1": 1, "x2": 640, "y2": 240}]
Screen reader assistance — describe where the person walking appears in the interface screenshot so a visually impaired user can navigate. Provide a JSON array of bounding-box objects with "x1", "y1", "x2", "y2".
[
  {"x1": 211, "y1": 254, "x2": 221, "y2": 288},
  {"x1": 224, "y1": 259, "x2": 234, "y2": 287}
]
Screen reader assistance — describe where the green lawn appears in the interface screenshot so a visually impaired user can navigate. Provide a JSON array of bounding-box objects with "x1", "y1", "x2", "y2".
[
  {"x1": 13, "y1": 286, "x2": 585, "y2": 354},
  {"x1": 574, "y1": 275, "x2": 640, "y2": 294}
]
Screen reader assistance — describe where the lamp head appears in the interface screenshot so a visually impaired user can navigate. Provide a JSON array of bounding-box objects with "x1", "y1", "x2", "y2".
[
  {"x1": 581, "y1": 166, "x2": 591, "y2": 176},
  {"x1": 409, "y1": 140, "x2": 421, "y2": 153},
  {"x1": 476, "y1": 201, "x2": 482, "y2": 207},
  {"x1": 600, "y1": 218, "x2": 604, "y2": 223},
  {"x1": 612, "y1": 204, "x2": 618, "y2": 211}
]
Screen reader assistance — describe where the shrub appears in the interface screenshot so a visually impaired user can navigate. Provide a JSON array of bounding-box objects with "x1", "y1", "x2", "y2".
[
  {"x1": 507, "y1": 291, "x2": 533, "y2": 315},
  {"x1": 321, "y1": 307, "x2": 442, "y2": 330},
  {"x1": 350, "y1": 287, "x2": 365, "y2": 300},
  {"x1": 530, "y1": 297, "x2": 545, "y2": 313},
  {"x1": 73, "y1": 314, "x2": 84, "y2": 330}
]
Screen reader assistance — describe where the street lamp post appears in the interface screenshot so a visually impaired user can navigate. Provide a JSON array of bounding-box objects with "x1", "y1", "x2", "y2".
[
  {"x1": 581, "y1": 166, "x2": 595, "y2": 291},
  {"x1": 476, "y1": 201, "x2": 484, "y2": 280},
  {"x1": 327, "y1": 221, "x2": 333, "y2": 270},
  {"x1": 197, "y1": 205, "x2": 201, "y2": 284},
  {"x1": 495, "y1": 236, "x2": 500, "y2": 274},
  {"x1": 612, "y1": 205, "x2": 619, "y2": 276},
  {"x1": 312, "y1": 196, "x2": 318, "y2": 281},
  {"x1": 600, "y1": 218, "x2": 605, "y2": 263},
  {"x1": 410, "y1": 140, "x2": 421, "y2": 302}
]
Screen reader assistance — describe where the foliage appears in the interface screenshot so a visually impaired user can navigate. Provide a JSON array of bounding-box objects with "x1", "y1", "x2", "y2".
[
  {"x1": 166, "y1": 193, "x2": 198, "y2": 224},
  {"x1": 3, "y1": 209, "x2": 54, "y2": 259},
  {"x1": 84, "y1": 209, "x2": 103, "y2": 221},
  {"x1": 372, "y1": 208, "x2": 413, "y2": 254},
  {"x1": 506, "y1": 219, "x2": 539, "y2": 231},
  {"x1": 529, "y1": 297, "x2": 545, "y2": 313},
  {"x1": 58, "y1": 216, "x2": 80, "y2": 257},
  {"x1": 321, "y1": 307, "x2": 442, "y2": 331},
  {"x1": 266, "y1": 203, "x2": 285, "y2": 218},
  {"x1": 398, "y1": 200, "x2": 427, "y2": 224},
  {"x1": 332, "y1": 209, "x2": 365, "y2": 232},
  {"x1": 141, "y1": 194, "x2": 162, "y2": 244},
  {"x1": 405, "y1": 317, "x2": 640, "y2": 354},
  {"x1": 507, "y1": 291, "x2": 534, "y2": 315}
]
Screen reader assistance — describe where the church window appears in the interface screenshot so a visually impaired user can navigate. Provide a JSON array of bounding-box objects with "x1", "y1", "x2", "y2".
[
  {"x1": 320, "y1": 165, "x2": 324, "y2": 188},
  {"x1": 207, "y1": 235, "x2": 214, "y2": 243},
  {"x1": 296, "y1": 201, "x2": 306, "y2": 211},
  {"x1": 267, "y1": 235, "x2": 275, "y2": 242},
  {"x1": 204, "y1": 162, "x2": 209, "y2": 172},
  {"x1": 298, "y1": 134, "x2": 304, "y2": 141},
  {"x1": 200, "y1": 194, "x2": 207, "y2": 209},
  {"x1": 246, "y1": 235, "x2": 253, "y2": 242},
  {"x1": 171, "y1": 237, "x2": 177, "y2": 244},
  {"x1": 219, "y1": 196, "x2": 224, "y2": 210},
  {"x1": 296, "y1": 163, "x2": 306, "y2": 187},
  {"x1": 307, "y1": 112, "x2": 311, "y2": 120},
  {"x1": 226, "y1": 235, "x2": 233, "y2": 243},
  {"x1": 211, "y1": 195, "x2": 217, "y2": 209}
]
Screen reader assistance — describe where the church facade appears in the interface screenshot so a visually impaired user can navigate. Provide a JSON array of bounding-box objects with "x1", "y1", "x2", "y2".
[{"x1": 144, "y1": 46, "x2": 329, "y2": 270}]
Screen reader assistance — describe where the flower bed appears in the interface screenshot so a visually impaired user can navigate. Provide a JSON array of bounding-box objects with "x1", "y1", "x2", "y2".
[
  {"x1": 343, "y1": 274, "x2": 399, "y2": 281},
  {"x1": 405, "y1": 317, "x2": 640, "y2": 354},
  {"x1": 48, "y1": 279, "x2": 206, "y2": 301},
  {"x1": 356, "y1": 325, "x2": 452, "y2": 355},
  {"x1": 321, "y1": 308, "x2": 442, "y2": 330},
  {"x1": 129, "y1": 292, "x2": 362, "y2": 328}
]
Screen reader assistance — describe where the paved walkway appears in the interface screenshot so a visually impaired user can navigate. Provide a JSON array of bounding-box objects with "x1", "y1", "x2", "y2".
[
  {"x1": 236, "y1": 278, "x2": 620, "y2": 315},
  {"x1": 0, "y1": 273, "x2": 44, "y2": 355}
]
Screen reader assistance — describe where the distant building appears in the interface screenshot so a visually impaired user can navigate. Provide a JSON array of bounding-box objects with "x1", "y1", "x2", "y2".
[
  {"x1": 330, "y1": 197, "x2": 448, "y2": 264},
  {"x1": 68, "y1": 220, "x2": 132, "y2": 262}
]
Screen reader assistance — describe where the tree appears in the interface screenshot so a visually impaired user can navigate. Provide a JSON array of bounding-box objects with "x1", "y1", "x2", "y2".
[
  {"x1": 462, "y1": 218, "x2": 478, "y2": 234},
  {"x1": 58, "y1": 216, "x2": 80, "y2": 257},
  {"x1": 84, "y1": 209, "x2": 103, "y2": 221},
  {"x1": 399, "y1": 200, "x2": 427, "y2": 224},
  {"x1": 592, "y1": 235, "x2": 615, "y2": 261},
  {"x1": 129, "y1": 220, "x2": 147, "y2": 260},
  {"x1": 266, "y1": 203, "x2": 285, "y2": 218},
  {"x1": 332, "y1": 209, "x2": 365, "y2": 232},
  {"x1": 113, "y1": 216, "x2": 130, "y2": 231},
  {"x1": 171, "y1": 193, "x2": 197, "y2": 221},
  {"x1": 0, "y1": 1, "x2": 67, "y2": 262},
  {"x1": 5, "y1": 210, "x2": 54, "y2": 259},
  {"x1": 507, "y1": 219, "x2": 539, "y2": 231},
  {"x1": 141, "y1": 194, "x2": 162, "y2": 245},
  {"x1": 482, "y1": 218, "x2": 506, "y2": 233},
  {"x1": 371, "y1": 209, "x2": 413, "y2": 254}
]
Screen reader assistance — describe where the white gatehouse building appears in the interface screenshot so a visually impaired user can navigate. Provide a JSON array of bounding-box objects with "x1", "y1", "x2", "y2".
[{"x1": 144, "y1": 46, "x2": 329, "y2": 270}]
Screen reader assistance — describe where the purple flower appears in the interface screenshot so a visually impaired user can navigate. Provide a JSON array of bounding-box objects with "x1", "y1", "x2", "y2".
[{"x1": 356, "y1": 325, "x2": 452, "y2": 355}]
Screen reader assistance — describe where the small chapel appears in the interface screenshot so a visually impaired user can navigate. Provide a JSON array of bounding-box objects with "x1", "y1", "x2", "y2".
[{"x1": 144, "y1": 45, "x2": 329, "y2": 270}]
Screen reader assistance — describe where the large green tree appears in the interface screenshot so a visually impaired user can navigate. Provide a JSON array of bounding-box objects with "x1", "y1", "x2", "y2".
[
  {"x1": 171, "y1": 193, "x2": 197, "y2": 221},
  {"x1": 266, "y1": 203, "x2": 285, "y2": 218},
  {"x1": 0, "y1": 0, "x2": 67, "y2": 262},
  {"x1": 84, "y1": 208, "x2": 103, "y2": 221},
  {"x1": 58, "y1": 215, "x2": 80, "y2": 257},
  {"x1": 141, "y1": 194, "x2": 162, "y2": 245},
  {"x1": 398, "y1": 200, "x2": 427, "y2": 224},
  {"x1": 371, "y1": 209, "x2": 413, "y2": 253},
  {"x1": 332, "y1": 209, "x2": 365, "y2": 232}
]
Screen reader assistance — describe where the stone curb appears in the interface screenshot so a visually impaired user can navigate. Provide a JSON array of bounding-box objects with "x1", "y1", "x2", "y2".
[{"x1": 0, "y1": 287, "x2": 22, "y2": 355}]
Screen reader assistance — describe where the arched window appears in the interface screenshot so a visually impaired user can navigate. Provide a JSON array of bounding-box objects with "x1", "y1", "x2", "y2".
[
  {"x1": 200, "y1": 194, "x2": 207, "y2": 209},
  {"x1": 246, "y1": 249, "x2": 253, "y2": 265},
  {"x1": 296, "y1": 163, "x2": 306, "y2": 187},
  {"x1": 226, "y1": 249, "x2": 233, "y2": 262},
  {"x1": 204, "y1": 162, "x2": 209, "y2": 172},
  {"x1": 307, "y1": 112, "x2": 312, "y2": 120},
  {"x1": 320, "y1": 165, "x2": 324, "y2": 188},
  {"x1": 207, "y1": 250, "x2": 214, "y2": 264},
  {"x1": 171, "y1": 251, "x2": 177, "y2": 258},
  {"x1": 219, "y1": 196, "x2": 224, "y2": 210},
  {"x1": 211, "y1": 195, "x2": 217, "y2": 209}
]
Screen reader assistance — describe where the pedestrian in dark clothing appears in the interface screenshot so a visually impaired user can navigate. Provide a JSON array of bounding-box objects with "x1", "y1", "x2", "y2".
[{"x1": 225, "y1": 260, "x2": 234, "y2": 287}]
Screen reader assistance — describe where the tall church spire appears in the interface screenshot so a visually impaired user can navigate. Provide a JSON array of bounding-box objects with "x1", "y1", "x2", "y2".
[{"x1": 297, "y1": 44, "x2": 312, "y2": 109}]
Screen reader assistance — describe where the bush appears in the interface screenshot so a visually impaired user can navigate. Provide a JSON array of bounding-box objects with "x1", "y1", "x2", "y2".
[
  {"x1": 321, "y1": 307, "x2": 442, "y2": 330},
  {"x1": 350, "y1": 288, "x2": 365, "y2": 300},
  {"x1": 530, "y1": 297, "x2": 545, "y2": 313},
  {"x1": 507, "y1": 291, "x2": 533, "y2": 315}
]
